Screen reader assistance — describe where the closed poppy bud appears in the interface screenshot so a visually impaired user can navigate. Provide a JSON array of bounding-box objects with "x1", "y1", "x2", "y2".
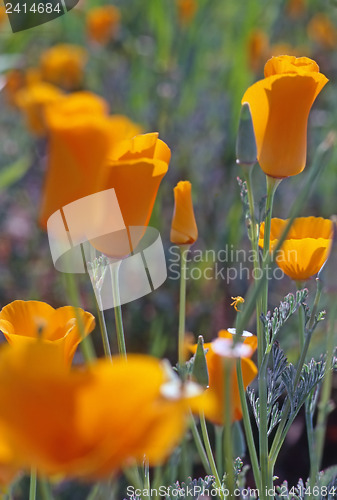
[
  {"x1": 176, "y1": 0, "x2": 198, "y2": 25},
  {"x1": 170, "y1": 181, "x2": 198, "y2": 245},
  {"x1": 86, "y1": 5, "x2": 120, "y2": 45},
  {"x1": 40, "y1": 44, "x2": 88, "y2": 90},
  {"x1": 242, "y1": 55, "x2": 328, "y2": 178}
]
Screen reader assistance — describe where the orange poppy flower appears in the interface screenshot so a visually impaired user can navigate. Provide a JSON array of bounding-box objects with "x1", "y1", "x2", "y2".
[
  {"x1": 40, "y1": 44, "x2": 88, "y2": 90},
  {"x1": 15, "y1": 82, "x2": 64, "y2": 136},
  {"x1": 170, "y1": 181, "x2": 198, "y2": 245},
  {"x1": 89, "y1": 133, "x2": 170, "y2": 257},
  {"x1": 258, "y1": 216, "x2": 333, "y2": 281},
  {"x1": 86, "y1": 5, "x2": 120, "y2": 45},
  {"x1": 190, "y1": 330, "x2": 258, "y2": 425},
  {"x1": 307, "y1": 14, "x2": 337, "y2": 50},
  {"x1": 0, "y1": 300, "x2": 95, "y2": 366},
  {"x1": 242, "y1": 55, "x2": 328, "y2": 178},
  {"x1": 0, "y1": 342, "x2": 212, "y2": 479},
  {"x1": 39, "y1": 93, "x2": 147, "y2": 232}
]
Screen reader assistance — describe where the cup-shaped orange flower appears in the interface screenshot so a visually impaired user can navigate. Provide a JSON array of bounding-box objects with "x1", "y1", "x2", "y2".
[
  {"x1": 170, "y1": 181, "x2": 198, "y2": 245},
  {"x1": 259, "y1": 216, "x2": 333, "y2": 281},
  {"x1": 39, "y1": 93, "x2": 146, "y2": 231},
  {"x1": 242, "y1": 55, "x2": 328, "y2": 178},
  {"x1": 0, "y1": 300, "x2": 95, "y2": 365},
  {"x1": 190, "y1": 330, "x2": 258, "y2": 425},
  {"x1": 86, "y1": 5, "x2": 120, "y2": 45},
  {"x1": 90, "y1": 133, "x2": 170, "y2": 257},
  {"x1": 0, "y1": 342, "x2": 212, "y2": 479},
  {"x1": 40, "y1": 44, "x2": 88, "y2": 90},
  {"x1": 15, "y1": 82, "x2": 64, "y2": 136}
]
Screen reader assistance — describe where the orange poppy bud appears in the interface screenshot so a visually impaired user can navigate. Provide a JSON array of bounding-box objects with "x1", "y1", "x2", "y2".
[
  {"x1": 242, "y1": 55, "x2": 328, "y2": 178},
  {"x1": 86, "y1": 5, "x2": 120, "y2": 45},
  {"x1": 40, "y1": 44, "x2": 88, "y2": 90},
  {"x1": 170, "y1": 181, "x2": 198, "y2": 245}
]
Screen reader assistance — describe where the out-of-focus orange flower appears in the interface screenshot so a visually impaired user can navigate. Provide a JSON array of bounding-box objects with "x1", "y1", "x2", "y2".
[
  {"x1": 3, "y1": 70, "x2": 25, "y2": 106},
  {"x1": 307, "y1": 14, "x2": 337, "y2": 49},
  {"x1": 39, "y1": 92, "x2": 149, "y2": 234},
  {"x1": 39, "y1": 91, "x2": 111, "y2": 228},
  {"x1": 86, "y1": 5, "x2": 120, "y2": 45},
  {"x1": 107, "y1": 115, "x2": 142, "y2": 144},
  {"x1": 0, "y1": 342, "x2": 212, "y2": 479},
  {"x1": 242, "y1": 55, "x2": 328, "y2": 178},
  {"x1": 190, "y1": 330, "x2": 257, "y2": 425},
  {"x1": 247, "y1": 30, "x2": 269, "y2": 73},
  {"x1": 259, "y1": 217, "x2": 333, "y2": 281},
  {"x1": 170, "y1": 181, "x2": 198, "y2": 245},
  {"x1": 176, "y1": 0, "x2": 198, "y2": 25},
  {"x1": 40, "y1": 44, "x2": 88, "y2": 90},
  {"x1": 286, "y1": 0, "x2": 306, "y2": 19},
  {"x1": 0, "y1": 300, "x2": 95, "y2": 366},
  {"x1": 15, "y1": 82, "x2": 64, "y2": 136},
  {"x1": 0, "y1": 5, "x2": 7, "y2": 25}
]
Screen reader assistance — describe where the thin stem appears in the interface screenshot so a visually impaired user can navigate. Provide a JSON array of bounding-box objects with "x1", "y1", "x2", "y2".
[
  {"x1": 224, "y1": 361, "x2": 234, "y2": 496},
  {"x1": 29, "y1": 469, "x2": 37, "y2": 500},
  {"x1": 259, "y1": 175, "x2": 281, "y2": 497},
  {"x1": 110, "y1": 260, "x2": 127, "y2": 358},
  {"x1": 236, "y1": 359, "x2": 261, "y2": 490},
  {"x1": 63, "y1": 271, "x2": 96, "y2": 363},
  {"x1": 39, "y1": 477, "x2": 54, "y2": 500},
  {"x1": 95, "y1": 295, "x2": 112, "y2": 359},
  {"x1": 178, "y1": 246, "x2": 190, "y2": 368},
  {"x1": 309, "y1": 298, "x2": 337, "y2": 487},
  {"x1": 269, "y1": 325, "x2": 314, "y2": 464},
  {"x1": 200, "y1": 412, "x2": 224, "y2": 500},
  {"x1": 189, "y1": 414, "x2": 211, "y2": 475},
  {"x1": 215, "y1": 426, "x2": 223, "y2": 477}
]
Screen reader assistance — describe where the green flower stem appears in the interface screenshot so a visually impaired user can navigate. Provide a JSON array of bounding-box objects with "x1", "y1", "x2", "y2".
[
  {"x1": 296, "y1": 282, "x2": 306, "y2": 351},
  {"x1": 95, "y1": 295, "x2": 112, "y2": 359},
  {"x1": 110, "y1": 260, "x2": 127, "y2": 358},
  {"x1": 200, "y1": 412, "x2": 224, "y2": 500},
  {"x1": 223, "y1": 360, "x2": 234, "y2": 496},
  {"x1": 297, "y1": 291, "x2": 316, "y2": 478},
  {"x1": 236, "y1": 359, "x2": 261, "y2": 490},
  {"x1": 259, "y1": 175, "x2": 281, "y2": 498},
  {"x1": 29, "y1": 468, "x2": 37, "y2": 500},
  {"x1": 309, "y1": 296, "x2": 337, "y2": 488},
  {"x1": 269, "y1": 324, "x2": 314, "y2": 465},
  {"x1": 124, "y1": 465, "x2": 143, "y2": 492},
  {"x1": 178, "y1": 246, "x2": 190, "y2": 368},
  {"x1": 189, "y1": 414, "x2": 211, "y2": 475},
  {"x1": 39, "y1": 477, "x2": 54, "y2": 500},
  {"x1": 215, "y1": 425, "x2": 223, "y2": 477},
  {"x1": 63, "y1": 271, "x2": 96, "y2": 364}
]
